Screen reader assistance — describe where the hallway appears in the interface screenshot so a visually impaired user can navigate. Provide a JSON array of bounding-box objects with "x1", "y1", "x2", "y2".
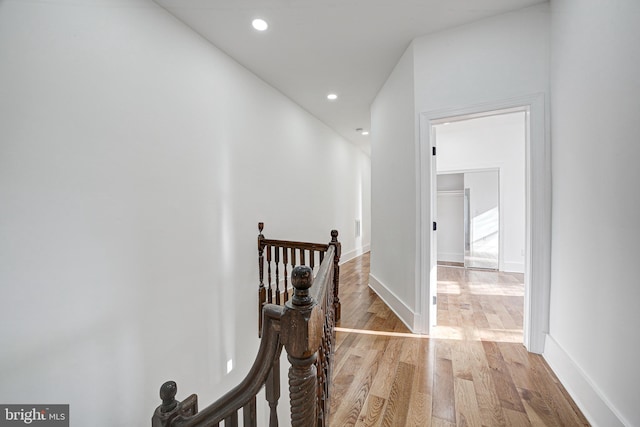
[{"x1": 330, "y1": 253, "x2": 589, "y2": 426}]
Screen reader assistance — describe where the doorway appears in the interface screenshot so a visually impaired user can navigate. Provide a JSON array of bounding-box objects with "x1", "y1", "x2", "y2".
[{"x1": 418, "y1": 95, "x2": 551, "y2": 353}]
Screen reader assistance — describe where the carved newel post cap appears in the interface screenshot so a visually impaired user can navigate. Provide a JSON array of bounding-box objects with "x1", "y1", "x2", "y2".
[
  {"x1": 291, "y1": 265, "x2": 313, "y2": 306},
  {"x1": 258, "y1": 222, "x2": 264, "y2": 233},
  {"x1": 160, "y1": 381, "x2": 178, "y2": 413},
  {"x1": 292, "y1": 265, "x2": 313, "y2": 289},
  {"x1": 331, "y1": 229, "x2": 338, "y2": 240}
]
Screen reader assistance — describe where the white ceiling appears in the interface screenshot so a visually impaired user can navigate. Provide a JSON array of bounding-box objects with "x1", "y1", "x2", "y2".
[{"x1": 154, "y1": 0, "x2": 546, "y2": 154}]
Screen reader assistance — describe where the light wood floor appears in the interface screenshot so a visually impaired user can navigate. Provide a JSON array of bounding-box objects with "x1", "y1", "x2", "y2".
[{"x1": 329, "y1": 253, "x2": 589, "y2": 426}]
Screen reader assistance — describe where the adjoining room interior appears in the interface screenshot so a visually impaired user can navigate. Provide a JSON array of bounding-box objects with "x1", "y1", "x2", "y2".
[{"x1": 432, "y1": 111, "x2": 526, "y2": 341}]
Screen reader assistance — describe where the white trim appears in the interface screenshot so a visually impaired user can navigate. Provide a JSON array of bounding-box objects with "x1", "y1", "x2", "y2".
[
  {"x1": 417, "y1": 93, "x2": 551, "y2": 354},
  {"x1": 368, "y1": 273, "x2": 417, "y2": 332},
  {"x1": 543, "y1": 335, "x2": 628, "y2": 427},
  {"x1": 502, "y1": 261, "x2": 525, "y2": 274},
  {"x1": 437, "y1": 190, "x2": 465, "y2": 195},
  {"x1": 437, "y1": 252, "x2": 464, "y2": 263}
]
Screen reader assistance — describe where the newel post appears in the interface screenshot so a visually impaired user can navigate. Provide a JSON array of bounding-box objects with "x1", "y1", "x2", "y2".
[
  {"x1": 329, "y1": 230, "x2": 341, "y2": 321},
  {"x1": 152, "y1": 381, "x2": 198, "y2": 427},
  {"x1": 281, "y1": 266, "x2": 322, "y2": 427}
]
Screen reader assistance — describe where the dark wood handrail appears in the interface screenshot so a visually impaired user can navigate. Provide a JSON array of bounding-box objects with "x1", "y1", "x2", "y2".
[
  {"x1": 152, "y1": 225, "x2": 340, "y2": 427},
  {"x1": 261, "y1": 238, "x2": 330, "y2": 253}
]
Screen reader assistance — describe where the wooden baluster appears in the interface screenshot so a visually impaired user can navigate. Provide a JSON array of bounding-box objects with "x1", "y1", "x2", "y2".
[
  {"x1": 310, "y1": 250, "x2": 315, "y2": 270},
  {"x1": 329, "y1": 230, "x2": 341, "y2": 321},
  {"x1": 316, "y1": 336, "x2": 326, "y2": 427},
  {"x1": 324, "y1": 289, "x2": 332, "y2": 424},
  {"x1": 320, "y1": 288, "x2": 331, "y2": 427},
  {"x1": 290, "y1": 248, "x2": 296, "y2": 305},
  {"x1": 300, "y1": 248, "x2": 306, "y2": 266},
  {"x1": 267, "y1": 245, "x2": 272, "y2": 304},
  {"x1": 225, "y1": 411, "x2": 238, "y2": 427},
  {"x1": 258, "y1": 223, "x2": 266, "y2": 337},
  {"x1": 319, "y1": 251, "x2": 324, "y2": 265},
  {"x1": 265, "y1": 357, "x2": 280, "y2": 427},
  {"x1": 283, "y1": 248, "x2": 289, "y2": 303},
  {"x1": 243, "y1": 397, "x2": 257, "y2": 427},
  {"x1": 281, "y1": 266, "x2": 321, "y2": 427},
  {"x1": 291, "y1": 247, "x2": 296, "y2": 269},
  {"x1": 275, "y1": 246, "x2": 281, "y2": 305}
]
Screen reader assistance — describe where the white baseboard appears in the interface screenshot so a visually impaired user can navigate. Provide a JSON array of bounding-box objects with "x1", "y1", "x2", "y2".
[
  {"x1": 437, "y1": 252, "x2": 464, "y2": 263},
  {"x1": 502, "y1": 261, "x2": 525, "y2": 273},
  {"x1": 340, "y1": 244, "x2": 370, "y2": 265},
  {"x1": 368, "y1": 273, "x2": 416, "y2": 333},
  {"x1": 543, "y1": 334, "x2": 628, "y2": 427}
]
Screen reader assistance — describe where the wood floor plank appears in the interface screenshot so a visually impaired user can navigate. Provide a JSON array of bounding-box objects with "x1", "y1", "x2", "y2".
[
  {"x1": 380, "y1": 362, "x2": 414, "y2": 427},
  {"x1": 354, "y1": 394, "x2": 386, "y2": 427},
  {"x1": 406, "y1": 391, "x2": 430, "y2": 427},
  {"x1": 503, "y1": 407, "x2": 532, "y2": 426},
  {"x1": 481, "y1": 340, "x2": 527, "y2": 414},
  {"x1": 453, "y1": 377, "x2": 482, "y2": 427},
  {"x1": 467, "y1": 343, "x2": 508, "y2": 427},
  {"x1": 329, "y1": 254, "x2": 590, "y2": 427},
  {"x1": 369, "y1": 337, "x2": 403, "y2": 399},
  {"x1": 432, "y1": 356, "x2": 456, "y2": 424},
  {"x1": 518, "y1": 387, "x2": 558, "y2": 426},
  {"x1": 331, "y1": 349, "x2": 382, "y2": 427},
  {"x1": 431, "y1": 417, "x2": 456, "y2": 427},
  {"x1": 407, "y1": 340, "x2": 433, "y2": 424}
]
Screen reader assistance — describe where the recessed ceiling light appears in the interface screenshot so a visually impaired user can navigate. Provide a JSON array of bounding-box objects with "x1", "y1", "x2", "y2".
[
  {"x1": 252, "y1": 18, "x2": 268, "y2": 31},
  {"x1": 327, "y1": 93, "x2": 338, "y2": 101},
  {"x1": 362, "y1": 131, "x2": 370, "y2": 136}
]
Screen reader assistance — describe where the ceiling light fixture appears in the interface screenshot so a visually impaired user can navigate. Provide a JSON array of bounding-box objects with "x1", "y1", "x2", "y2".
[
  {"x1": 327, "y1": 93, "x2": 338, "y2": 101},
  {"x1": 362, "y1": 131, "x2": 369, "y2": 136},
  {"x1": 252, "y1": 18, "x2": 268, "y2": 31}
]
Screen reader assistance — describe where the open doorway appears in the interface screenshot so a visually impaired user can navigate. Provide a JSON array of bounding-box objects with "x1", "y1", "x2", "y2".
[
  {"x1": 418, "y1": 95, "x2": 551, "y2": 354},
  {"x1": 432, "y1": 111, "x2": 526, "y2": 343}
]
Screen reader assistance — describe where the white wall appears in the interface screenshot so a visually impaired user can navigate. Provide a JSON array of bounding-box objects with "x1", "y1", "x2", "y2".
[
  {"x1": 0, "y1": 1, "x2": 370, "y2": 425},
  {"x1": 370, "y1": 4, "x2": 549, "y2": 330},
  {"x1": 465, "y1": 170, "x2": 500, "y2": 269},
  {"x1": 413, "y1": 4, "x2": 550, "y2": 114},
  {"x1": 370, "y1": 44, "x2": 417, "y2": 322},
  {"x1": 435, "y1": 113, "x2": 526, "y2": 272},
  {"x1": 436, "y1": 173, "x2": 464, "y2": 192},
  {"x1": 545, "y1": 0, "x2": 640, "y2": 425}
]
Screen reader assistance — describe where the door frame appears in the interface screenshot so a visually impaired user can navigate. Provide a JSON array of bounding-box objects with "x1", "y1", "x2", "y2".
[{"x1": 416, "y1": 94, "x2": 550, "y2": 353}]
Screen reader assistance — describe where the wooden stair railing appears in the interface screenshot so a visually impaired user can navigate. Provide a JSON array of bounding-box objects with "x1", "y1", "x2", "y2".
[
  {"x1": 152, "y1": 226, "x2": 340, "y2": 427},
  {"x1": 258, "y1": 222, "x2": 341, "y2": 336}
]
